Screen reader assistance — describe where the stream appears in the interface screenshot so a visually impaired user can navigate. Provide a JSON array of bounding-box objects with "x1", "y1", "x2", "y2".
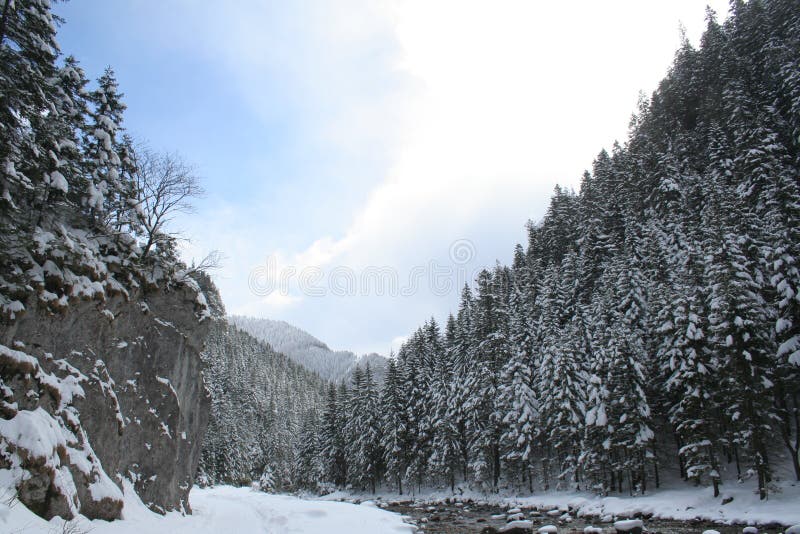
[{"x1": 370, "y1": 499, "x2": 787, "y2": 533}]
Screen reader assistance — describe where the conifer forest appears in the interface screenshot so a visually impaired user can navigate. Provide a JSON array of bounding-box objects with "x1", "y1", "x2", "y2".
[
  {"x1": 287, "y1": 0, "x2": 800, "y2": 502},
  {"x1": 2, "y1": 0, "x2": 800, "y2": 532}
]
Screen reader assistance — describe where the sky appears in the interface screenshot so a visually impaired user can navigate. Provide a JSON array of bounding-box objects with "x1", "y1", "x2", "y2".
[{"x1": 55, "y1": 0, "x2": 731, "y2": 355}]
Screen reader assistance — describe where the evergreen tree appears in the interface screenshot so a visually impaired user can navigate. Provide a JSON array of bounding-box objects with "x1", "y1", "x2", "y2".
[{"x1": 380, "y1": 357, "x2": 407, "y2": 494}]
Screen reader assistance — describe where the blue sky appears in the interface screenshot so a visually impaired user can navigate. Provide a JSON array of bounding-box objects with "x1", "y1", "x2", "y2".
[{"x1": 55, "y1": 1, "x2": 730, "y2": 355}]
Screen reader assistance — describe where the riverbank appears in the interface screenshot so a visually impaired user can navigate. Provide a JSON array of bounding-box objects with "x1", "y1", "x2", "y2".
[{"x1": 318, "y1": 478, "x2": 800, "y2": 529}]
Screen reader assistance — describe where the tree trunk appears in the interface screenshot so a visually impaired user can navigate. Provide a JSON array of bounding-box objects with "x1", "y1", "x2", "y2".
[{"x1": 0, "y1": 0, "x2": 12, "y2": 46}]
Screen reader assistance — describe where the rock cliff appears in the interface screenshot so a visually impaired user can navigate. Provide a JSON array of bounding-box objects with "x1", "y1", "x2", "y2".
[{"x1": 0, "y1": 282, "x2": 211, "y2": 519}]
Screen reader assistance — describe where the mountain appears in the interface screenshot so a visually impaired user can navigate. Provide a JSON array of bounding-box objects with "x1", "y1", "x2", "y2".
[
  {"x1": 198, "y1": 320, "x2": 327, "y2": 489},
  {"x1": 228, "y1": 315, "x2": 388, "y2": 384}
]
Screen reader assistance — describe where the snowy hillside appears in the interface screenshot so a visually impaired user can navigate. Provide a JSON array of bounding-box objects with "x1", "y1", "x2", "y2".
[
  {"x1": 229, "y1": 315, "x2": 387, "y2": 384},
  {"x1": 199, "y1": 321, "x2": 327, "y2": 488}
]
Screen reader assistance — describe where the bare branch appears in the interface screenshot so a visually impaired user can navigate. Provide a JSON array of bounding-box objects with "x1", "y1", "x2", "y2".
[
  {"x1": 127, "y1": 142, "x2": 205, "y2": 260},
  {"x1": 176, "y1": 249, "x2": 225, "y2": 281}
]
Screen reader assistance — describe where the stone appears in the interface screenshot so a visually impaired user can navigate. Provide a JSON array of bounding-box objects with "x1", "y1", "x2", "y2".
[
  {"x1": 0, "y1": 283, "x2": 210, "y2": 519},
  {"x1": 613, "y1": 519, "x2": 644, "y2": 533}
]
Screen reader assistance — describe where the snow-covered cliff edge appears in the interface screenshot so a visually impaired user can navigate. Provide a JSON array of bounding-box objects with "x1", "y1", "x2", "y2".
[{"x1": 0, "y1": 282, "x2": 211, "y2": 520}]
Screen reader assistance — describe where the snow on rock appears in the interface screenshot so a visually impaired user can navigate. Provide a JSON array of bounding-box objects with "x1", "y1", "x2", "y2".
[
  {"x1": 327, "y1": 481, "x2": 800, "y2": 529},
  {"x1": 0, "y1": 408, "x2": 66, "y2": 464},
  {"x1": 613, "y1": 519, "x2": 644, "y2": 533},
  {"x1": 0, "y1": 343, "x2": 123, "y2": 520},
  {"x1": 702, "y1": 530, "x2": 721, "y2": 534},
  {"x1": 584, "y1": 527, "x2": 604, "y2": 533},
  {"x1": 0, "y1": 485, "x2": 416, "y2": 534},
  {"x1": 500, "y1": 519, "x2": 533, "y2": 531},
  {"x1": 784, "y1": 526, "x2": 800, "y2": 534},
  {"x1": 742, "y1": 528, "x2": 758, "y2": 534},
  {"x1": 2, "y1": 280, "x2": 212, "y2": 518},
  {"x1": 538, "y1": 526, "x2": 558, "y2": 533}
]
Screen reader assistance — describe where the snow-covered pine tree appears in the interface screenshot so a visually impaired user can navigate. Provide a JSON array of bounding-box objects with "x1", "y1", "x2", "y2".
[
  {"x1": 380, "y1": 356, "x2": 408, "y2": 494},
  {"x1": 703, "y1": 205, "x2": 775, "y2": 500},
  {"x1": 84, "y1": 68, "x2": 128, "y2": 227},
  {"x1": 498, "y1": 245, "x2": 538, "y2": 491},
  {"x1": 0, "y1": 0, "x2": 61, "y2": 227},
  {"x1": 429, "y1": 314, "x2": 461, "y2": 490},
  {"x1": 607, "y1": 248, "x2": 655, "y2": 495},
  {"x1": 320, "y1": 383, "x2": 347, "y2": 487},
  {"x1": 31, "y1": 55, "x2": 89, "y2": 228},
  {"x1": 535, "y1": 256, "x2": 586, "y2": 490},
  {"x1": 660, "y1": 250, "x2": 722, "y2": 495},
  {"x1": 400, "y1": 327, "x2": 432, "y2": 492},
  {"x1": 449, "y1": 284, "x2": 476, "y2": 482},
  {"x1": 294, "y1": 410, "x2": 323, "y2": 489},
  {"x1": 344, "y1": 366, "x2": 366, "y2": 488}
]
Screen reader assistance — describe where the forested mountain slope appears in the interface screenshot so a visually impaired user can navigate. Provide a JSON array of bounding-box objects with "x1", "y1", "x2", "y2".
[
  {"x1": 294, "y1": 0, "x2": 800, "y2": 500},
  {"x1": 198, "y1": 319, "x2": 327, "y2": 490},
  {"x1": 230, "y1": 315, "x2": 387, "y2": 384}
]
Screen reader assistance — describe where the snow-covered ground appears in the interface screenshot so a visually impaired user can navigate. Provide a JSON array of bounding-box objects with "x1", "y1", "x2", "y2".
[
  {"x1": 0, "y1": 483, "x2": 415, "y2": 534},
  {"x1": 321, "y1": 479, "x2": 800, "y2": 528}
]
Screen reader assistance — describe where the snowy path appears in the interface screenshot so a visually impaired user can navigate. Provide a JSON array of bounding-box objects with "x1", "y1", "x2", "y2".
[{"x1": 1, "y1": 485, "x2": 416, "y2": 534}]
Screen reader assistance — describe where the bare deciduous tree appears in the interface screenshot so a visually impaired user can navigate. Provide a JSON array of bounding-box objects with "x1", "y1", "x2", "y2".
[{"x1": 129, "y1": 144, "x2": 204, "y2": 260}]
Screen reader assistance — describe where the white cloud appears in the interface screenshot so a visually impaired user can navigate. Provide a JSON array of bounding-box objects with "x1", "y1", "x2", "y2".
[
  {"x1": 275, "y1": 4, "x2": 729, "y2": 268},
  {"x1": 182, "y1": 0, "x2": 731, "y2": 354}
]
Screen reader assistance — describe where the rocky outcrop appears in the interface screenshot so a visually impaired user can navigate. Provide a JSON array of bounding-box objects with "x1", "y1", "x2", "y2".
[{"x1": 0, "y1": 282, "x2": 211, "y2": 519}]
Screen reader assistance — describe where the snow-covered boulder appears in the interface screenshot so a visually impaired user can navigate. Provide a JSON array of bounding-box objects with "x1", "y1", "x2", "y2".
[
  {"x1": 613, "y1": 519, "x2": 644, "y2": 533},
  {"x1": 500, "y1": 519, "x2": 533, "y2": 532}
]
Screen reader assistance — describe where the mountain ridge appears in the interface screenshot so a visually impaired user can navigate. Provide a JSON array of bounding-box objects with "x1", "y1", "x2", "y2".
[{"x1": 228, "y1": 315, "x2": 387, "y2": 384}]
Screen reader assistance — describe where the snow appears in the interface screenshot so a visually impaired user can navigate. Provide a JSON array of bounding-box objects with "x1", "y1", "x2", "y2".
[
  {"x1": 0, "y1": 485, "x2": 416, "y2": 533},
  {"x1": 538, "y1": 526, "x2": 558, "y2": 533},
  {"x1": 501, "y1": 519, "x2": 532, "y2": 531},
  {"x1": 0, "y1": 408, "x2": 66, "y2": 466},
  {"x1": 614, "y1": 518, "x2": 644, "y2": 531},
  {"x1": 326, "y1": 478, "x2": 800, "y2": 529},
  {"x1": 47, "y1": 170, "x2": 69, "y2": 192}
]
